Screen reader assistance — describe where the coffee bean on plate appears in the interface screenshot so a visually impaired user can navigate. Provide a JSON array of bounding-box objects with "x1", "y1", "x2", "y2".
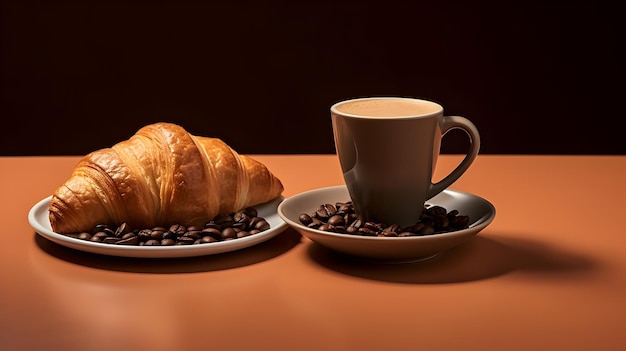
[{"x1": 64, "y1": 207, "x2": 271, "y2": 246}]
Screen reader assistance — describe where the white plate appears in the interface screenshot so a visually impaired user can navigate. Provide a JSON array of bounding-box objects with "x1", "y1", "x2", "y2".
[
  {"x1": 29, "y1": 196, "x2": 288, "y2": 258},
  {"x1": 278, "y1": 185, "x2": 496, "y2": 263}
]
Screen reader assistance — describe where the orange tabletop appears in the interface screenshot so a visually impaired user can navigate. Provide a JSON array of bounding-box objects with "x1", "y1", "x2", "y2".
[{"x1": 1, "y1": 154, "x2": 625, "y2": 351}]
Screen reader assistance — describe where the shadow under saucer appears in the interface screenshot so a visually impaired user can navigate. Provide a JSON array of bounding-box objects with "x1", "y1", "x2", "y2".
[{"x1": 306, "y1": 234, "x2": 597, "y2": 284}]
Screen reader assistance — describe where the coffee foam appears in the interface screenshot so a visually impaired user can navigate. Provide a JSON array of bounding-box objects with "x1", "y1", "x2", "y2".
[{"x1": 336, "y1": 98, "x2": 441, "y2": 117}]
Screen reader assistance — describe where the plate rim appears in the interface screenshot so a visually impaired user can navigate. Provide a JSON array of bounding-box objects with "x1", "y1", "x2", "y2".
[{"x1": 28, "y1": 195, "x2": 289, "y2": 258}]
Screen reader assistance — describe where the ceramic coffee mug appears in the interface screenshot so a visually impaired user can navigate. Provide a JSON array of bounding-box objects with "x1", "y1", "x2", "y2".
[{"x1": 331, "y1": 97, "x2": 480, "y2": 227}]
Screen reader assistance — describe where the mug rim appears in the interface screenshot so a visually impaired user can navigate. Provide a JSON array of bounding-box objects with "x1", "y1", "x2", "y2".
[{"x1": 331, "y1": 97, "x2": 443, "y2": 119}]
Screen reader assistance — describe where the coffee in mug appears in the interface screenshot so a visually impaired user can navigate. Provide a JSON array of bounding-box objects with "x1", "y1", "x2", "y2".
[{"x1": 331, "y1": 97, "x2": 480, "y2": 227}]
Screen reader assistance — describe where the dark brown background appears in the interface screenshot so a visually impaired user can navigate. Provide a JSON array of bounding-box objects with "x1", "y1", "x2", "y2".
[{"x1": 1, "y1": 0, "x2": 624, "y2": 155}]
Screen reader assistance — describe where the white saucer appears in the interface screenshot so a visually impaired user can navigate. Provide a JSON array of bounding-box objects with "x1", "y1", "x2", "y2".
[
  {"x1": 277, "y1": 185, "x2": 496, "y2": 263},
  {"x1": 28, "y1": 196, "x2": 289, "y2": 258}
]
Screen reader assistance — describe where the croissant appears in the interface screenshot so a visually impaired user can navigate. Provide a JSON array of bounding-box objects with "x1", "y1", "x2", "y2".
[{"x1": 49, "y1": 122, "x2": 284, "y2": 234}]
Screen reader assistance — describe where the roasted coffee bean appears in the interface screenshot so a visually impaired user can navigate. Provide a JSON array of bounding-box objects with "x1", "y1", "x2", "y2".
[
  {"x1": 357, "y1": 227, "x2": 377, "y2": 236},
  {"x1": 183, "y1": 231, "x2": 202, "y2": 240},
  {"x1": 327, "y1": 215, "x2": 345, "y2": 227},
  {"x1": 222, "y1": 227, "x2": 238, "y2": 240},
  {"x1": 298, "y1": 202, "x2": 470, "y2": 237},
  {"x1": 349, "y1": 218, "x2": 364, "y2": 229},
  {"x1": 344, "y1": 213, "x2": 357, "y2": 226},
  {"x1": 434, "y1": 215, "x2": 449, "y2": 229},
  {"x1": 346, "y1": 226, "x2": 359, "y2": 234},
  {"x1": 243, "y1": 207, "x2": 258, "y2": 218},
  {"x1": 316, "y1": 204, "x2": 337, "y2": 218},
  {"x1": 248, "y1": 216, "x2": 263, "y2": 229},
  {"x1": 161, "y1": 239, "x2": 176, "y2": 246},
  {"x1": 150, "y1": 229, "x2": 165, "y2": 240},
  {"x1": 204, "y1": 221, "x2": 220, "y2": 230},
  {"x1": 384, "y1": 224, "x2": 401, "y2": 233},
  {"x1": 162, "y1": 231, "x2": 177, "y2": 240},
  {"x1": 335, "y1": 202, "x2": 352, "y2": 214},
  {"x1": 93, "y1": 232, "x2": 109, "y2": 240},
  {"x1": 364, "y1": 221, "x2": 384, "y2": 232},
  {"x1": 381, "y1": 224, "x2": 400, "y2": 237},
  {"x1": 200, "y1": 236, "x2": 217, "y2": 243},
  {"x1": 177, "y1": 236, "x2": 195, "y2": 245},
  {"x1": 449, "y1": 215, "x2": 470, "y2": 229},
  {"x1": 137, "y1": 229, "x2": 152, "y2": 240},
  {"x1": 202, "y1": 227, "x2": 223, "y2": 240},
  {"x1": 233, "y1": 211, "x2": 250, "y2": 223},
  {"x1": 114, "y1": 223, "x2": 130, "y2": 237},
  {"x1": 232, "y1": 222, "x2": 247, "y2": 230},
  {"x1": 416, "y1": 225, "x2": 435, "y2": 235},
  {"x1": 307, "y1": 217, "x2": 323, "y2": 229},
  {"x1": 121, "y1": 232, "x2": 136, "y2": 240},
  {"x1": 420, "y1": 216, "x2": 435, "y2": 227},
  {"x1": 78, "y1": 232, "x2": 92, "y2": 240},
  {"x1": 64, "y1": 206, "x2": 271, "y2": 246},
  {"x1": 103, "y1": 237, "x2": 121, "y2": 244},
  {"x1": 169, "y1": 224, "x2": 186, "y2": 235},
  {"x1": 318, "y1": 223, "x2": 334, "y2": 232},
  {"x1": 215, "y1": 215, "x2": 234, "y2": 227},
  {"x1": 426, "y1": 206, "x2": 447, "y2": 217},
  {"x1": 95, "y1": 224, "x2": 115, "y2": 236},
  {"x1": 117, "y1": 236, "x2": 139, "y2": 245},
  {"x1": 299, "y1": 213, "x2": 313, "y2": 226},
  {"x1": 254, "y1": 220, "x2": 270, "y2": 231}
]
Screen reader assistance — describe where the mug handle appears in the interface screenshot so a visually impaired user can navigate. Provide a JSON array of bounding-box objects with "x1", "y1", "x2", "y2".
[{"x1": 427, "y1": 115, "x2": 481, "y2": 199}]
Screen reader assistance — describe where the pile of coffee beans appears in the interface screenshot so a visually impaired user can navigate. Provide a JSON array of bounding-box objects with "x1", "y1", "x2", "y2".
[
  {"x1": 67, "y1": 207, "x2": 271, "y2": 246},
  {"x1": 299, "y1": 201, "x2": 470, "y2": 237}
]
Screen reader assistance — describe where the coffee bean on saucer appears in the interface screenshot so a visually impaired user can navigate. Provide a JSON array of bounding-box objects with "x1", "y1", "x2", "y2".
[
  {"x1": 298, "y1": 201, "x2": 470, "y2": 237},
  {"x1": 449, "y1": 215, "x2": 470, "y2": 229},
  {"x1": 316, "y1": 204, "x2": 337, "y2": 218},
  {"x1": 327, "y1": 215, "x2": 345, "y2": 226},
  {"x1": 299, "y1": 213, "x2": 313, "y2": 226}
]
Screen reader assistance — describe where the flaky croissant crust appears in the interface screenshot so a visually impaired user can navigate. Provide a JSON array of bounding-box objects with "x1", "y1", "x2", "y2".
[{"x1": 49, "y1": 122, "x2": 283, "y2": 233}]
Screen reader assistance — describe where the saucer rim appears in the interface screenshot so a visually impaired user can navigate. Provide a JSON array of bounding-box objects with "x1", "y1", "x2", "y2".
[{"x1": 277, "y1": 184, "x2": 496, "y2": 242}]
